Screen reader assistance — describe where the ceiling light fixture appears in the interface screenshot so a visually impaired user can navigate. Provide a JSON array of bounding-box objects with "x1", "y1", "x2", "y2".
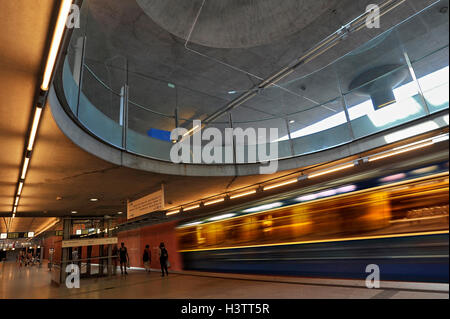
[
  {"x1": 71, "y1": 211, "x2": 78, "y2": 214},
  {"x1": 243, "y1": 202, "x2": 283, "y2": 213},
  {"x1": 183, "y1": 125, "x2": 200, "y2": 137},
  {"x1": 27, "y1": 107, "x2": 43, "y2": 151},
  {"x1": 208, "y1": 213, "x2": 236, "y2": 222},
  {"x1": 204, "y1": 198, "x2": 225, "y2": 206},
  {"x1": 17, "y1": 182, "x2": 24, "y2": 196},
  {"x1": 229, "y1": 190, "x2": 257, "y2": 199},
  {"x1": 183, "y1": 204, "x2": 200, "y2": 212},
  {"x1": 263, "y1": 179, "x2": 297, "y2": 191},
  {"x1": 21, "y1": 157, "x2": 30, "y2": 180},
  {"x1": 166, "y1": 209, "x2": 180, "y2": 216},
  {"x1": 308, "y1": 163, "x2": 355, "y2": 178},
  {"x1": 35, "y1": 218, "x2": 60, "y2": 237},
  {"x1": 89, "y1": 198, "x2": 98, "y2": 202},
  {"x1": 181, "y1": 221, "x2": 202, "y2": 227},
  {"x1": 117, "y1": 211, "x2": 123, "y2": 215},
  {"x1": 368, "y1": 140, "x2": 434, "y2": 162},
  {"x1": 41, "y1": 0, "x2": 73, "y2": 91}
]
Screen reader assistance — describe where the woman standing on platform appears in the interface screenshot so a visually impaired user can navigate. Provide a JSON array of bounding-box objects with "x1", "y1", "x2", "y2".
[{"x1": 159, "y1": 242, "x2": 169, "y2": 277}]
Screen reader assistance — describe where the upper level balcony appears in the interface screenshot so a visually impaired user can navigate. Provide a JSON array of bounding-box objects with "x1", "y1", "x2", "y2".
[{"x1": 51, "y1": 0, "x2": 449, "y2": 176}]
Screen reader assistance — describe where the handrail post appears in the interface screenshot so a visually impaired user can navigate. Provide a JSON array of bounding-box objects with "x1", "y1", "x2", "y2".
[
  {"x1": 76, "y1": 36, "x2": 86, "y2": 118},
  {"x1": 285, "y1": 118, "x2": 295, "y2": 156},
  {"x1": 121, "y1": 85, "x2": 129, "y2": 149},
  {"x1": 334, "y1": 63, "x2": 355, "y2": 141}
]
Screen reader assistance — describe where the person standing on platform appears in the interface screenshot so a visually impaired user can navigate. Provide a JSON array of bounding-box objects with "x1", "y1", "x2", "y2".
[
  {"x1": 143, "y1": 245, "x2": 151, "y2": 273},
  {"x1": 159, "y1": 242, "x2": 169, "y2": 277},
  {"x1": 119, "y1": 242, "x2": 129, "y2": 275}
]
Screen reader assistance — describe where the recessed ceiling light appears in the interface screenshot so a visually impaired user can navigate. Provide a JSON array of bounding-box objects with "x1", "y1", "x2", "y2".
[
  {"x1": 89, "y1": 198, "x2": 98, "y2": 202},
  {"x1": 289, "y1": 120, "x2": 295, "y2": 124},
  {"x1": 71, "y1": 211, "x2": 77, "y2": 214},
  {"x1": 117, "y1": 211, "x2": 123, "y2": 215}
]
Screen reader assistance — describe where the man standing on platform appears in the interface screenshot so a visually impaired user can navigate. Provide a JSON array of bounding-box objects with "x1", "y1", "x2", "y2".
[{"x1": 119, "y1": 242, "x2": 129, "y2": 275}]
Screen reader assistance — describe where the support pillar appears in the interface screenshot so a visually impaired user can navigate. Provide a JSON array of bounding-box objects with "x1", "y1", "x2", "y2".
[
  {"x1": 107, "y1": 219, "x2": 112, "y2": 276},
  {"x1": 98, "y1": 220, "x2": 104, "y2": 276}
]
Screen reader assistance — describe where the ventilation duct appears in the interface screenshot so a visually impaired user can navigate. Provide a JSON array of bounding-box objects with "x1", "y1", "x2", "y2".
[{"x1": 348, "y1": 64, "x2": 408, "y2": 110}]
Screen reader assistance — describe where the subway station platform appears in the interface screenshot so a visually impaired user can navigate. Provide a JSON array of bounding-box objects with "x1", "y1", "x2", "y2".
[{"x1": 0, "y1": 261, "x2": 447, "y2": 299}]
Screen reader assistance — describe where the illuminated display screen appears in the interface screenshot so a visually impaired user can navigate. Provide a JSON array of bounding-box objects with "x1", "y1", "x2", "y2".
[
  {"x1": 0, "y1": 233, "x2": 6, "y2": 239},
  {"x1": 7, "y1": 233, "x2": 18, "y2": 239}
]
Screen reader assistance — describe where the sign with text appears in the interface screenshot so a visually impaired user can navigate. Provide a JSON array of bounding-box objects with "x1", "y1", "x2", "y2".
[
  {"x1": 127, "y1": 188, "x2": 165, "y2": 219},
  {"x1": 62, "y1": 237, "x2": 118, "y2": 248}
]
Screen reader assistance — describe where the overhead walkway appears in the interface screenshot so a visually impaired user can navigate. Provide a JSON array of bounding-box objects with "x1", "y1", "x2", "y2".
[{"x1": 51, "y1": 0, "x2": 449, "y2": 176}]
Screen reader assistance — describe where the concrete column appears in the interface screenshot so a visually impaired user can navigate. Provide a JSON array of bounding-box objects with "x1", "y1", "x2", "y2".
[
  {"x1": 107, "y1": 219, "x2": 112, "y2": 276},
  {"x1": 98, "y1": 220, "x2": 104, "y2": 276}
]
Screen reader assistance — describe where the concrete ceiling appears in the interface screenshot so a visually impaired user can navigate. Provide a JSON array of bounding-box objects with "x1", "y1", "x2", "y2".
[
  {"x1": 0, "y1": 0, "x2": 58, "y2": 232},
  {"x1": 135, "y1": 0, "x2": 334, "y2": 48},
  {"x1": 0, "y1": 0, "x2": 448, "y2": 234},
  {"x1": 73, "y1": 0, "x2": 444, "y2": 138}
]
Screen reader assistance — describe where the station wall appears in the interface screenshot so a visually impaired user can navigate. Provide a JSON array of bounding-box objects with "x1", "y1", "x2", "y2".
[{"x1": 118, "y1": 221, "x2": 182, "y2": 271}]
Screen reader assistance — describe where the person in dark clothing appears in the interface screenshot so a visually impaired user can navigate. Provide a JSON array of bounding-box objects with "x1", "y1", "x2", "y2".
[
  {"x1": 159, "y1": 242, "x2": 169, "y2": 277},
  {"x1": 119, "y1": 242, "x2": 129, "y2": 275},
  {"x1": 143, "y1": 244, "x2": 151, "y2": 273}
]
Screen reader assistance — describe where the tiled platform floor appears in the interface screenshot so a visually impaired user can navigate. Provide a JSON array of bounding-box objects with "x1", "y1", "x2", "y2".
[{"x1": 0, "y1": 261, "x2": 448, "y2": 299}]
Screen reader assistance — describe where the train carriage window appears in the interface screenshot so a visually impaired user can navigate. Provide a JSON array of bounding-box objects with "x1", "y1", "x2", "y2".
[{"x1": 177, "y1": 173, "x2": 448, "y2": 251}]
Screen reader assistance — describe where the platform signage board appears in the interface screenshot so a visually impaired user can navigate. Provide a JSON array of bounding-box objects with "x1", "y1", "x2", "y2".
[
  {"x1": 62, "y1": 237, "x2": 118, "y2": 248},
  {"x1": 127, "y1": 187, "x2": 165, "y2": 220}
]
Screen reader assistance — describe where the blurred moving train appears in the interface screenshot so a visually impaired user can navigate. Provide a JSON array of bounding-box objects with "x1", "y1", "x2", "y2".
[{"x1": 176, "y1": 162, "x2": 449, "y2": 282}]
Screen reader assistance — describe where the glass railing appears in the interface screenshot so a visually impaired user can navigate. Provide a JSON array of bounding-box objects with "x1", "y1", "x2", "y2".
[{"x1": 59, "y1": 0, "x2": 449, "y2": 165}]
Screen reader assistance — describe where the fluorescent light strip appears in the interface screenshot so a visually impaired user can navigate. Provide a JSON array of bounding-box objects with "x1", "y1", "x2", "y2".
[
  {"x1": 21, "y1": 157, "x2": 30, "y2": 179},
  {"x1": 27, "y1": 107, "x2": 43, "y2": 151},
  {"x1": 204, "y1": 198, "x2": 225, "y2": 206},
  {"x1": 208, "y1": 213, "x2": 236, "y2": 221},
  {"x1": 230, "y1": 190, "x2": 256, "y2": 199},
  {"x1": 183, "y1": 221, "x2": 202, "y2": 227},
  {"x1": 17, "y1": 182, "x2": 23, "y2": 196},
  {"x1": 433, "y1": 134, "x2": 449, "y2": 143},
  {"x1": 243, "y1": 202, "x2": 283, "y2": 213},
  {"x1": 35, "y1": 218, "x2": 59, "y2": 237},
  {"x1": 41, "y1": 0, "x2": 73, "y2": 91},
  {"x1": 368, "y1": 141, "x2": 434, "y2": 162},
  {"x1": 183, "y1": 125, "x2": 200, "y2": 137},
  {"x1": 14, "y1": 197, "x2": 19, "y2": 206},
  {"x1": 13, "y1": 206, "x2": 17, "y2": 213},
  {"x1": 166, "y1": 210, "x2": 180, "y2": 216},
  {"x1": 308, "y1": 163, "x2": 354, "y2": 178},
  {"x1": 183, "y1": 204, "x2": 200, "y2": 212},
  {"x1": 263, "y1": 179, "x2": 297, "y2": 191}
]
